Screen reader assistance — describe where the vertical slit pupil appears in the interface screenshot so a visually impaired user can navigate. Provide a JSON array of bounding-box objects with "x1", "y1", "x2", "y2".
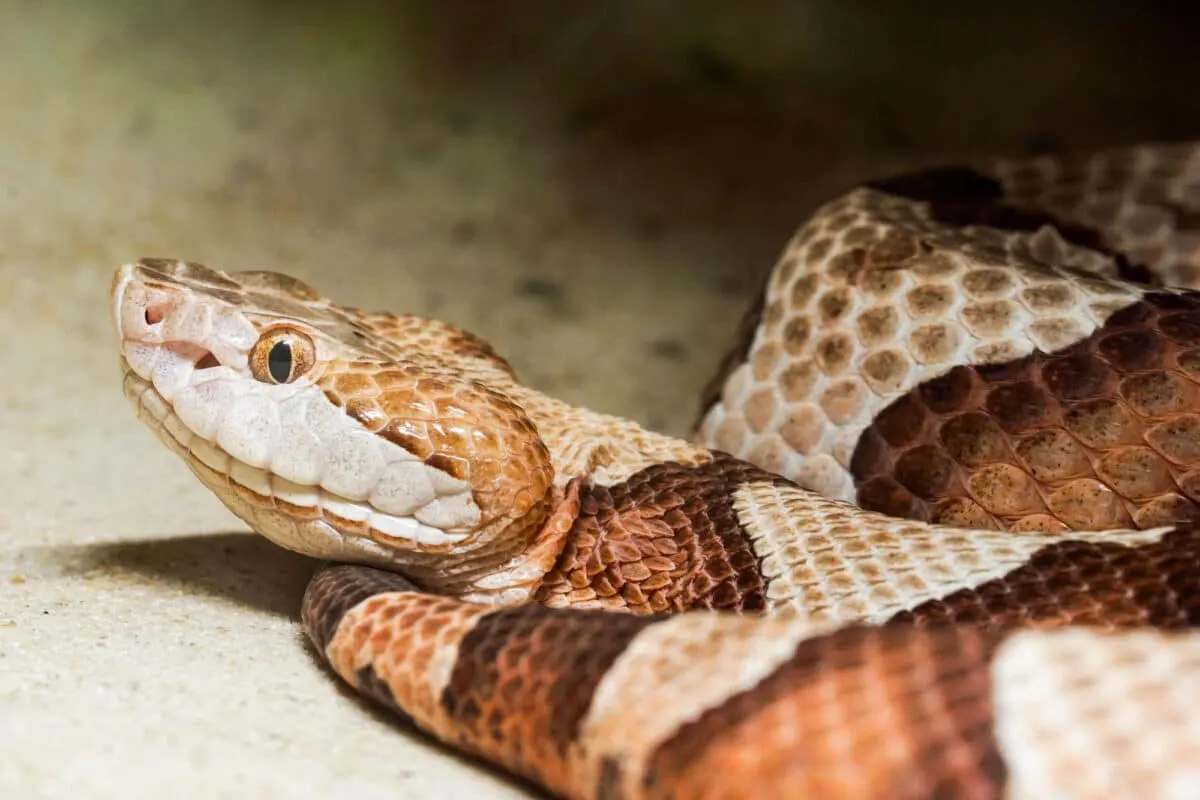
[{"x1": 268, "y1": 340, "x2": 293, "y2": 383}]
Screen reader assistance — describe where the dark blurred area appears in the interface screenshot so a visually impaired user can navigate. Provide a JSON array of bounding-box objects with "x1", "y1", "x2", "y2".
[
  {"x1": 52, "y1": 1, "x2": 1200, "y2": 428},
  {"x1": 389, "y1": 2, "x2": 1200, "y2": 265},
  {"x1": 126, "y1": 2, "x2": 1200, "y2": 282}
]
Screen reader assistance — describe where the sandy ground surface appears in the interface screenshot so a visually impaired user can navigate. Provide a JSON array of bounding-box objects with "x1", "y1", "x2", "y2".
[{"x1": 2, "y1": 3, "x2": 1199, "y2": 798}]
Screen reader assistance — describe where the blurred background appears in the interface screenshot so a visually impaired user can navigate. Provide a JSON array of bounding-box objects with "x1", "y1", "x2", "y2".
[
  {"x1": 9, "y1": 0, "x2": 1200, "y2": 435},
  {"x1": 5, "y1": 3, "x2": 1200, "y2": 797}
]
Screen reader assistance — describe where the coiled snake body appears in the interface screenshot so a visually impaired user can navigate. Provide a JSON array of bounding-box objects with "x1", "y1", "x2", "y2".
[{"x1": 111, "y1": 143, "x2": 1200, "y2": 799}]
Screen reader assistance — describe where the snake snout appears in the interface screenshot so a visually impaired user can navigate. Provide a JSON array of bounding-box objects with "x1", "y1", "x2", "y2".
[
  {"x1": 112, "y1": 267, "x2": 181, "y2": 343},
  {"x1": 112, "y1": 267, "x2": 250, "y2": 402}
]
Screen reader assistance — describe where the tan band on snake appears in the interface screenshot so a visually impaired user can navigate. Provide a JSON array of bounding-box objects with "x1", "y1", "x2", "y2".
[{"x1": 111, "y1": 142, "x2": 1200, "y2": 800}]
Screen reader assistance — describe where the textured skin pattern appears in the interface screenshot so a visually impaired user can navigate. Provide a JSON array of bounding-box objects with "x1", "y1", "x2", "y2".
[
  {"x1": 851, "y1": 292, "x2": 1200, "y2": 531},
  {"x1": 634, "y1": 624, "x2": 1006, "y2": 799},
  {"x1": 534, "y1": 453, "x2": 788, "y2": 614},
  {"x1": 992, "y1": 629, "x2": 1200, "y2": 798},
  {"x1": 696, "y1": 144, "x2": 1200, "y2": 511},
  {"x1": 110, "y1": 142, "x2": 1200, "y2": 800},
  {"x1": 732, "y1": 481, "x2": 1179, "y2": 623},
  {"x1": 319, "y1": 358, "x2": 556, "y2": 525},
  {"x1": 300, "y1": 526, "x2": 1200, "y2": 799},
  {"x1": 991, "y1": 144, "x2": 1200, "y2": 288},
  {"x1": 891, "y1": 524, "x2": 1200, "y2": 629}
]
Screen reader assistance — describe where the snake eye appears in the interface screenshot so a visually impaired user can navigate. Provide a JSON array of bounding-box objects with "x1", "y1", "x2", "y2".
[{"x1": 249, "y1": 326, "x2": 316, "y2": 384}]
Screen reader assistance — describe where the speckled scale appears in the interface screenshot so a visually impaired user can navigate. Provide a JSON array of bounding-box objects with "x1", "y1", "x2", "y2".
[
  {"x1": 534, "y1": 455, "x2": 785, "y2": 614},
  {"x1": 851, "y1": 292, "x2": 1200, "y2": 531},
  {"x1": 640, "y1": 624, "x2": 1006, "y2": 799},
  {"x1": 695, "y1": 143, "x2": 1200, "y2": 510},
  {"x1": 439, "y1": 604, "x2": 652, "y2": 782},
  {"x1": 320, "y1": 360, "x2": 555, "y2": 525},
  {"x1": 892, "y1": 526, "x2": 1200, "y2": 629}
]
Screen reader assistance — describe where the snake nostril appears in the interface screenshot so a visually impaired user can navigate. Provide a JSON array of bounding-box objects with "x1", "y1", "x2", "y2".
[{"x1": 144, "y1": 306, "x2": 166, "y2": 326}]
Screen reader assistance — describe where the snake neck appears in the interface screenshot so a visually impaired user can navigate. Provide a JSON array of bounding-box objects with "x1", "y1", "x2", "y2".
[
  {"x1": 447, "y1": 421, "x2": 793, "y2": 616},
  {"x1": 500, "y1": 382, "x2": 713, "y2": 485},
  {"x1": 411, "y1": 382, "x2": 717, "y2": 605}
]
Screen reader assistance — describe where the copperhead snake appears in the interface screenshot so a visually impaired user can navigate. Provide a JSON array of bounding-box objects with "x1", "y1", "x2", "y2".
[{"x1": 110, "y1": 142, "x2": 1200, "y2": 799}]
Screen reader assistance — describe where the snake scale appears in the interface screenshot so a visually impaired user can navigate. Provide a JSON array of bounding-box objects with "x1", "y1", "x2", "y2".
[{"x1": 111, "y1": 142, "x2": 1200, "y2": 799}]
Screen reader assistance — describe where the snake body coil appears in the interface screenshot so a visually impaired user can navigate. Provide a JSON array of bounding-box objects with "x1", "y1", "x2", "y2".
[{"x1": 111, "y1": 143, "x2": 1200, "y2": 799}]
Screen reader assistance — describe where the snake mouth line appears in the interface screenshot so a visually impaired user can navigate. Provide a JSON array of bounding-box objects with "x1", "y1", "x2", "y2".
[{"x1": 119, "y1": 360, "x2": 470, "y2": 550}]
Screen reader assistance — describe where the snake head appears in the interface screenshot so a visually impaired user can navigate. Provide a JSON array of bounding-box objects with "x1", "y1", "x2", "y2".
[{"x1": 111, "y1": 259, "x2": 558, "y2": 587}]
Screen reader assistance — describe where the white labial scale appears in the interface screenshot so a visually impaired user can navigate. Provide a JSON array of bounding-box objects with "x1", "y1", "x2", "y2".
[
  {"x1": 416, "y1": 524, "x2": 467, "y2": 545},
  {"x1": 173, "y1": 373, "x2": 249, "y2": 441},
  {"x1": 426, "y1": 465, "x2": 471, "y2": 496},
  {"x1": 319, "y1": 428, "x2": 387, "y2": 502},
  {"x1": 162, "y1": 410, "x2": 192, "y2": 446},
  {"x1": 137, "y1": 382, "x2": 171, "y2": 423},
  {"x1": 272, "y1": 475, "x2": 320, "y2": 509},
  {"x1": 366, "y1": 511, "x2": 467, "y2": 545},
  {"x1": 216, "y1": 390, "x2": 282, "y2": 470},
  {"x1": 322, "y1": 494, "x2": 371, "y2": 523},
  {"x1": 272, "y1": 424, "x2": 325, "y2": 486},
  {"x1": 312, "y1": 493, "x2": 467, "y2": 546},
  {"x1": 230, "y1": 460, "x2": 272, "y2": 497},
  {"x1": 368, "y1": 513, "x2": 421, "y2": 540},
  {"x1": 121, "y1": 342, "x2": 162, "y2": 384},
  {"x1": 271, "y1": 388, "x2": 327, "y2": 486},
  {"x1": 189, "y1": 436, "x2": 230, "y2": 475},
  {"x1": 121, "y1": 370, "x2": 141, "y2": 404},
  {"x1": 303, "y1": 387, "x2": 354, "y2": 441},
  {"x1": 148, "y1": 346, "x2": 197, "y2": 401},
  {"x1": 414, "y1": 492, "x2": 481, "y2": 531},
  {"x1": 369, "y1": 460, "x2": 438, "y2": 517}
]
